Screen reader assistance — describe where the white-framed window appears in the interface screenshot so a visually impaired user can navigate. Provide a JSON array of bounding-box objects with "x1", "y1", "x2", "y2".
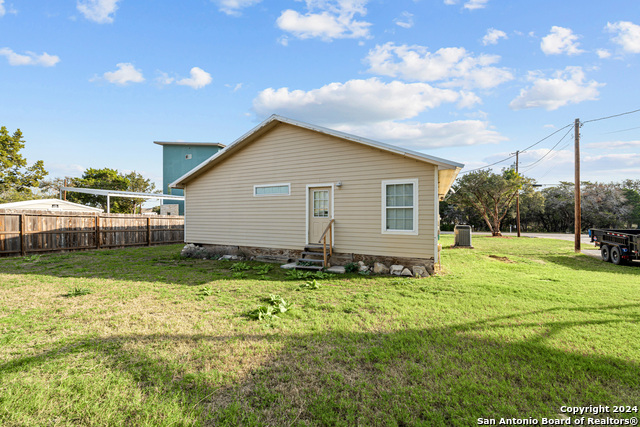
[
  {"x1": 381, "y1": 179, "x2": 418, "y2": 235},
  {"x1": 254, "y1": 183, "x2": 291, "y2": 197}
]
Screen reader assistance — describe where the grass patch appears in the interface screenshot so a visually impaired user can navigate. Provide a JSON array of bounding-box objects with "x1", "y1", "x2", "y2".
[
  {"x1": 63, "y1": 287, "x2": 93, "y2": 297},
  {"x1": 0, "y1": 238, "x2": 639, "y2": 425}
]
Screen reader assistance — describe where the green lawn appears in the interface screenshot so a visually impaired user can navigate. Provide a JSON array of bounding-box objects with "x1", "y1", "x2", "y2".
[{"x1": 0, "y1": 236, "x2": 639, "y2": 426}]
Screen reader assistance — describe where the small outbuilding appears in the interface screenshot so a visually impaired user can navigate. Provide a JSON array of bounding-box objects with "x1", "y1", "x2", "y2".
[
  {"x1": 0, "y1": 199, "x2": 103, "y2": 213},
  {"x1": 170, "y1": 115, "x2": 463, "y2": 269}
]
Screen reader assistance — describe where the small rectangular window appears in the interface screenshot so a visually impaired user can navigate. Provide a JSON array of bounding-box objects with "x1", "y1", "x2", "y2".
[{"x1": 254, "y1": 183, "x2": 291, "y2": 196}]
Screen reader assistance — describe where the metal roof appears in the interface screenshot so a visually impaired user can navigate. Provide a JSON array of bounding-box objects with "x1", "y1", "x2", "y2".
[
  {"x1": 170, "y1": 114, "x2": 464, "y2": 189},
  {"x1": 0, "y1": 198, "x2": 104, "y2": 212},
  {"x1": 61, "y1": 187, "x2": 184, "y2": 200},
  {"x1": 153, "y1": 141, "x2": 226, "y2": 148}
]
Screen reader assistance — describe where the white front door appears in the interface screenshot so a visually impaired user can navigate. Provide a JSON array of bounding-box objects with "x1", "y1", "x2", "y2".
[{"x1": 308, "y1": 187, "x2": 332, "y2": 243}]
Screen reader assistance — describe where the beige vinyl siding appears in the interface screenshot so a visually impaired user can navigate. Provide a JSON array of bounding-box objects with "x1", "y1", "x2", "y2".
[{"x1": 185, "y1": 123, "x2": 437, "y2": 259}]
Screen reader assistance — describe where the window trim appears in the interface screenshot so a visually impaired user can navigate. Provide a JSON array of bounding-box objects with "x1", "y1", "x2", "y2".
[
  {"x1": 253, "y1": 183, "x2": 291, "y2": 197},
  {"x1": 381, "y1": 178, "x2": 419, "y2": 235}
]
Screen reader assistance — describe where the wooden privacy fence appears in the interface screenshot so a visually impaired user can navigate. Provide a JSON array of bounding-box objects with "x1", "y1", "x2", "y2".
[{"x1": 0, "y1": 210, "x2": 184, "y2": 256}]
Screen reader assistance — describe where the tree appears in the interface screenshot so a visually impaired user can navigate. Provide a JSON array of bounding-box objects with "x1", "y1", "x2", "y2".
[
  {"x1": 507, "y1": 184, "x2": 545, "y2": 232},
  {"x1": 0, "y1": 126, "x2": 48, "y2": 202},
  {"x1": 65, "y1": 168, "x2": 158, "y2": 213},
  {"x1": 581, "y1": 182, "x2": 630, "y2": 230},
  {"x1": 123, "y1": 171, "x2": 157, "y2": 214},
  {"x1": 67, "y1": 168, "x2": 130, "y2": 212},
  {"x1": 537, "y1": 183, "x2": 574, "y2": 232},
  {"x1": 621, "y1": 180, "x2": 640, "y2": 227},
  {"x1": 449, "y1": 169, "x2": 525, "y2": 236}
]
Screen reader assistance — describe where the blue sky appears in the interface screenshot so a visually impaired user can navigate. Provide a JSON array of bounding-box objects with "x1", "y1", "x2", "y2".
[{"x1": 1, "y1": 0, "x2": 639, "y2": 191}]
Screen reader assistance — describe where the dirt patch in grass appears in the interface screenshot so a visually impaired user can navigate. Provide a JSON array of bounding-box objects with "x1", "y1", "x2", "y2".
[{"x1": 489, "y1": 255, "x2": 515, "y2": 263}]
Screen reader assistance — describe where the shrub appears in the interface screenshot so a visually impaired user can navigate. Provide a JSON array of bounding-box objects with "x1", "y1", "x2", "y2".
[{"x1": 344, "y1": 262, "x2": 359, "y2": 273}]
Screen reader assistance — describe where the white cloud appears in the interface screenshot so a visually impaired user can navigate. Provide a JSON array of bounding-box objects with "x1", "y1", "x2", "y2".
[
  {"x1": 156, "y1": 72, "x2": 175, "y2": 85},
  {"x1": 583, "y1": 153, "x2": 640, "y2": 169},
  {"x1": 77, "y1": 0, "x2": 120, "y2": 24},
  {"x1": 586, "y1": 140, "x2": 640, "y2": 150},
  {"x1": 99, "y1": 63, "x2": 145, "y2": 85},
  {"x1": 335, "y1": 120, "x2": 506, "y2": 149},
  {"x1": 444, "y1": 0, "x2": 489, "y2": 10},
  {"x1": 464, "y1": 0, "x2": 488, "y2": 10},
  {"x1": 482, "y1": 28, "x2": 507, "y2": 45},
  {"x1": 276, "y1": 0, "x2": 372, "y2": 41},
  {"x1": 0, "y1": 0, "x2": 5, "y2": 17},
  {"x1": 596, "y1": 49, "x2": 611, "y2": 58},
  {"x1": 211, "y1": 0, "x2": 262, "y2": 16},
  {"x1": 253, "y1": 78, "x2": 465, "y2": 125},
  {"x1": 457, "y1": 91, "x2": 482, "y2": 109},
  {"x1": 365, "y1": 42, "x2": 513, "y2": 89},
  {"x1": 509, "y1": 66, "x2": 602, "y2": 111},
  {"x1": 606, "y1": 21, "x2": 640, "y2": 53},
  {"x1": 394, "y1": 11, "x2": 414, "y2": 29},
  {"x1": 540, "y1": 26, "x2": 584, "y2": 55},
  {"x1": 0, "y1": 48, "x2": 60, "y2": 66},
  {"x1": 227, "y1": 82, "x2": 243, "y2": 92},
  {"x1": 253, "y1": 77, "x2": 506, "y2": 149},
  {"x1": 176, "y1": 67, "x2": 212, "y2": 89}
]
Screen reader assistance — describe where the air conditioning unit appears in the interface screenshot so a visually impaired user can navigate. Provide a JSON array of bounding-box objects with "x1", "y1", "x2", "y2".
[{"x1": 454, "y1": 225, "x2": 472, "y2": 247}]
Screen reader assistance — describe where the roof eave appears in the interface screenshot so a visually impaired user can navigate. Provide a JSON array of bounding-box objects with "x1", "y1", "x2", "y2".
[{"x1": 170, "y1": 114, "x2": 465, "y2": 188}]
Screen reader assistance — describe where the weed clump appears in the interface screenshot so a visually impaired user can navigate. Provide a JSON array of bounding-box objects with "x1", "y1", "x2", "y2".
[
  {"x1": 247, "y1": 294, "x2": 293, "y2": 320},
  {"x1": 64, "y1": 287, "x2": 92, "y2": 297},
  {"x1": 298, "y1": 279, "x2": 321, "y2": 290}
]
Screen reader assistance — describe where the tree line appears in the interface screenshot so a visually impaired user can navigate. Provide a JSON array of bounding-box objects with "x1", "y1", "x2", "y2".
[
  {"x1": 1, "y1": 125, "x2": 157, "y2": 214},
  {"x1": 441, "y1": 169, "x2": 640, "y2": 234}
]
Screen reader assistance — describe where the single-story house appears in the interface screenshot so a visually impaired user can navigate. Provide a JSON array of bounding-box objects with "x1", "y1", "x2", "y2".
[
  {"x1": 170, "y1": 115, "x2": 463, "y2": 269},
  {"x1": 0, "y1": 199, "x2": 103, "y2": 213}
]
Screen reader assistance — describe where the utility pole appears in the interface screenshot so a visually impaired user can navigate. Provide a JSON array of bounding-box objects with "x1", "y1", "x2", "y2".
[
  {"x1": 510, "y1": 150, "x2": 521, "y2": 237},
  {"x1": 515, "y1": 150, "x2": 521, "y2": 237},
  {"x1": 574, "y1": 118, "x2": 581, "y2": 253}
]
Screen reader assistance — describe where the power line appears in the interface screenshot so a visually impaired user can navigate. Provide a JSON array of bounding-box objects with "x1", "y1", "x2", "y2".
[
  {"x1": 520, "y1": 127, "x2": 574, "y2": 172},
  {"x1": 519, "y1": 123, "x2": 573, "y2": 153},
  {"x1": 459, "y1": 106, "x2": 640, "y2": 176},
  {"x1": 460, "y1": 122, "x2": 573, "y2": 175},
  {"x1": 582, "y1": 107, "x2": 640, "y2": 124},
  {"x1": 602, "y1": 126, "x2": 640, "y2": 135},
  {"x1": 534, "y1": 141, "x2": 573, "y2": 180},
  {"x1": 460, "y1": 154, "x2": 516, "y2": 174}
]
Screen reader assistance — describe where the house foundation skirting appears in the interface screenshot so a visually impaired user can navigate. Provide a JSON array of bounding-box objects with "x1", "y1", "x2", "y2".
[{"x1": 192, "y1": 243, "x2": 434, "y2": 269}]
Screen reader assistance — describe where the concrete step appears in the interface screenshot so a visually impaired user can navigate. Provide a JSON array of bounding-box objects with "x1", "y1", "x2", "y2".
[
  {"x1": 301, "y1": 251, "x2": 326, "y2": 257},
  {"x1": 297, "y1": 258, "x2": 324, "y2": 264},
  {"x1": 294, "y1": 264, "x2": 324, "y2": 271}
]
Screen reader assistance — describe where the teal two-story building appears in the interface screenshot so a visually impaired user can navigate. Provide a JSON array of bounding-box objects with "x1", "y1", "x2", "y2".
[{"x1": 154, "y1": 141, "x2": 225, "y2": 215}]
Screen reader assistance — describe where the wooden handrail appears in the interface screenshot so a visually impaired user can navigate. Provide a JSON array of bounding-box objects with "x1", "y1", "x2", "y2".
[
  {"x1": 319, "y1": 219, "x2": 335, "y2": 268},
  {"x1": 318, "y1": 218, "x2": 334, "y2": 243}
]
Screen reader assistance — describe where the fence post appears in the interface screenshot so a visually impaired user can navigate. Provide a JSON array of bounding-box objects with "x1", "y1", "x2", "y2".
[
  {"x1": 95, "y1": 215, "x2": 100, "y2": 249},
  {"x1": 20, "y1": 214, "x2": 26, "y2": 256},
  {"x1": 147, "y1": 217, "x2": 151, "y2": 246}
]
